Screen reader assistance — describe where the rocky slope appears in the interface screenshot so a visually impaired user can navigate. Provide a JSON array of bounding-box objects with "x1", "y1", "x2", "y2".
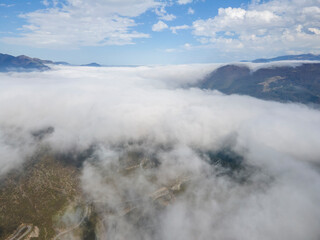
[
  {"x1": 199, "y1": 63, "x2": 320, "y2": 104},
  {"x1": 0, "y1": 150, "x2": 82, "y2": 239}
]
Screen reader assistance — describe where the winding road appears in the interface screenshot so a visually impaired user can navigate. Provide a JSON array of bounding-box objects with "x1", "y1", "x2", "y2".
[
  {"x1": 53, "y1": 206, "x2": 90, "y2": 240},
  {"x1": 7, "y1": 225, "x2": 32, "y2": 240}
]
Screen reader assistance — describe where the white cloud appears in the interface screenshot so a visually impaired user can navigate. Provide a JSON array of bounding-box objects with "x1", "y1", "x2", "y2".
[
  {"x1": 177, "y1": 0, "x2": 193, "y2": 5},
  {"x1": 192, "y1": 0, "x2": 320, "y2": 57},
  {"x1": 309, "y1": 27, "x2": 320, "y2": 35},
  {"x1": 1, "y1": 64, "x2": 320, "y2": 239},
  {"x1": 0, "y1": 3, "x2": 15, "y2": 7},
  {"x1": 152, "y1": 20, "x2": 169, "y2": 32},
  {"x1": 170, "y1": 25, "x2": 190, "y2": 34},
  {"x1": 165, "y1": 48, "x2": 177, "y2": 52},
  {"x1": 188, "y1": 7, "x2": 195, "y2": 14},
  {"x1": 184, "y1": 43, "x2": 192, "y2": 49},
  {"x1": 2, "y1": 0, "x2": 160, "y2": 48},
  {"x1": 155, "y1": 5, "x2": 176, "y2": 21},
  {"x1": 160, "y1": 13, "x2": 176, "y2": 21},
  {"x1": 42, "y1": 0, "x2": 50, "y2": 6}
]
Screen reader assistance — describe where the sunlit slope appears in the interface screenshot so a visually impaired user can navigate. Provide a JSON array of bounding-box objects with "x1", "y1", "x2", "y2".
[
  {"x1": 200, "y1": 63, "x2": 320, "y2": 104},
  {"x1": 0, "y1": 151, "x2": 80, "y2": 239}
]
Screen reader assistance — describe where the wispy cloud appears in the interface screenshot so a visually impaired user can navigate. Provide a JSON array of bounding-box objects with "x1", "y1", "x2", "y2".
[
  {"x1": 170, "y1": 25, "x2": 190, "y2": 34},
  {"x1": 188, "y1": 7, "x2": 195, "y2": 15},
  {"x1": 2, "y1": 0, "x2": 160, "y2": 48},
  {"x1": 155, "y1": 5, "x2": 176, "y2": 21},
  {"x1": 177, "y1": 0, "x2": 193, "y2": 5},
  {"x1": 0, "y1": 3, "x2": 15, "y2": 7},
  {"x1": 152, "y1": 20, "x2": 169, "y2": 32}
]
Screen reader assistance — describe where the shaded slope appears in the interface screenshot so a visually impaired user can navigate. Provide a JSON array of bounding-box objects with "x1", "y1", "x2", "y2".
[
  {"x1": 200, "y1": 63, "x2": 320, "y2": 104},
  {"x1": 0, "y1": 54, "x2": 51, "y2": 72}
]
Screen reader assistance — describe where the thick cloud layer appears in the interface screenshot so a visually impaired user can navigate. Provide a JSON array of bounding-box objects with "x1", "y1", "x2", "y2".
[{"x1": 1, "y1": 64, "x2": 320, "y2": 239}]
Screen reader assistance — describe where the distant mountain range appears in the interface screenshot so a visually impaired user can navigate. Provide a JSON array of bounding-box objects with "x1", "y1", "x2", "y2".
[
  {"x1": 199, "y1": 63, "x2": 320, "y2": 104},
  {"x1": 81, "y1": 62, "x2": 101, "y2": 67},
  {"x1": 246, "y1": 53, "x2": 320, "y2": 63},
  {"x1": 0, "y1": 53, "x2": 72, "y2": 72},
  {"x1": 0, "y1": 53, "x2": 51, "y2": 72},
  {"x1": 1, "y1": 52, "x2": 320, "y2": 104},
  {"x1": 0, "y1": 53, "x2": 104, "y2": 72}
]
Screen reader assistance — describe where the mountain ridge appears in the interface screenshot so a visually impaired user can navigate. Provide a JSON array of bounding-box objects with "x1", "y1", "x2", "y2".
[
  {"x1": 0, "y1": 53, "x2": 51, "y2": 72},
  {"x1": 199, "y1": 63, "x2": 320, "y2": 104},
  {"x1": 245, "y1": 53, "x2": 320, "y2": 63},
  {"x1": 0, "y1": 53, "x2": 104, "y2": 72}
]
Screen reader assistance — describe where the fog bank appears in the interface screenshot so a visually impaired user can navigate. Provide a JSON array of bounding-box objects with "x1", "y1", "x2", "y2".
[{"x1": 1, "y1": 64, "x2": 320, "y2": 239}]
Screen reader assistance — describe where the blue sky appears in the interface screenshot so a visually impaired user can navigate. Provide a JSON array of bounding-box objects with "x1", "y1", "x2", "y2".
[{"x1": 0, "y1": 0, "x2": 320, "y2": 65}]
